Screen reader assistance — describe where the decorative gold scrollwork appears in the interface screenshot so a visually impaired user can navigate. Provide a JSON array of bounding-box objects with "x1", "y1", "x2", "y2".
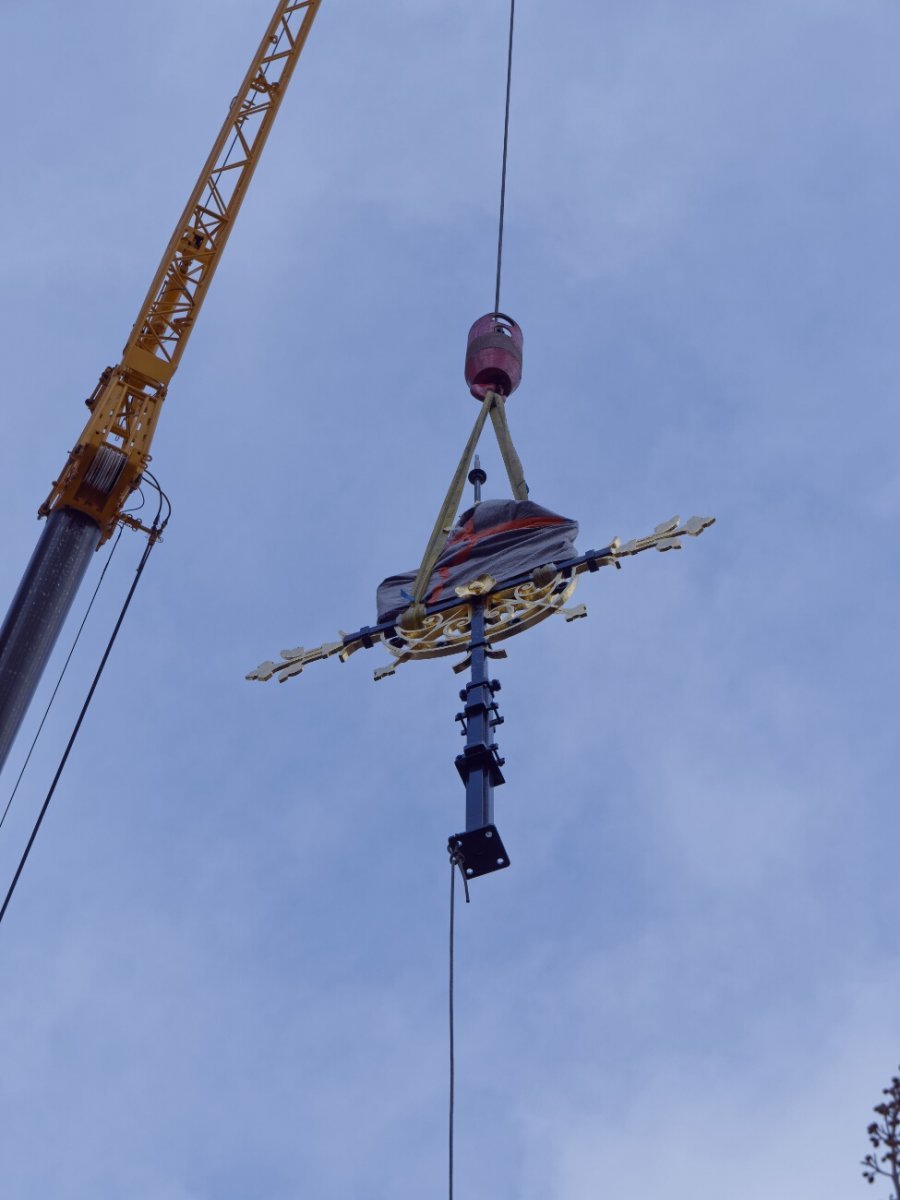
[
  {"x1": 378, "y1": 569, "x2": 581, "y2": 675},
  {"x1": 245, "y1": 513, "x2": 714, "y2": 686}
]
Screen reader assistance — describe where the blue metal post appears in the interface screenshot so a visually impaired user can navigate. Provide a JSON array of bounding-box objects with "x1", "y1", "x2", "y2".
[
  {"x1": 464, "y1": 600, "x2": 492, "y2": 830},
  {"x1": 450, "y1": 598, "x2": 509, "y2": 879},
  {"x1": 446, "y1": 462, "x2": 510, "y2": 879},
  {"x1": 455, "y1": 598, "x2": 505, "y2": 831}
]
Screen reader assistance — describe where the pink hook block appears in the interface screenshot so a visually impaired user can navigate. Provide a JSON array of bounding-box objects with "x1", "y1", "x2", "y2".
[{"x1": 464, "y1": 312, "x2": 523, "y2": 400}]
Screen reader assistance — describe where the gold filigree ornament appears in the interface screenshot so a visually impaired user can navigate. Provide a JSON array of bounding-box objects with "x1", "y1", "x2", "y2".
[
  {"x1": 371, "y1": 569, "x2": 586, "y2": 680},
  {"x1": 245, "y1": 514, "x2": 714, "y2": 686}
]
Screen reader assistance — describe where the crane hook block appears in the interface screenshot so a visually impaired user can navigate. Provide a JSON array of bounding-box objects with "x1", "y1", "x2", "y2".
[{"x1": 464, "y1": 312, "x2": 523, "y2": 400}]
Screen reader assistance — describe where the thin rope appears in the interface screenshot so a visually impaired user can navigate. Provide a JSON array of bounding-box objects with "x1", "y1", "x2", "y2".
[
  {"x1": 0, "y1": 491, "x2": 169, "y2": 930},
  {"x1": 494, "y1": 0, "x2": 516, "y2": 314},
  {"x1": 0, "y1": 528, "x2": 124, "y2": 836},
  {"x1": 447, "y1": 842, "x2": 471, "y2": 1200},
  {"x1": 449, "y1": 857, "x2": 456, "y2": 1200}
]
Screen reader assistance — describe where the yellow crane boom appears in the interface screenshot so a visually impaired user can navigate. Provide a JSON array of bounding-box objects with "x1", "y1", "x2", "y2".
[
  {"x1": 40, "y1": 0, "x2": 322, "y2": 541},
  {"x1": 0, "y1": 0, "x2": 322, "y2": 775}
]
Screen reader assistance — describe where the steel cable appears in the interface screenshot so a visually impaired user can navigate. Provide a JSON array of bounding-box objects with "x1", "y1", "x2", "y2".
[
  {"x1": 447, "y1": 2, "x2": 518, "y2": 1189},
  {"x1": 494, "y1": 0, "x2": 516, "y2": 314},
  {"x1": 0, "y1": 481, "x2": 170, "y2": 930}
]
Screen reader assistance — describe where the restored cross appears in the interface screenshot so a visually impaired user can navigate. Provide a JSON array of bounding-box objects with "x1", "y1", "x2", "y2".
[
  {"x1": 247, "y1": 481, "x2": 713, "y2": 882},
  {"x1": 247, "y1": 313, "x2": 714, "y2": 885}
]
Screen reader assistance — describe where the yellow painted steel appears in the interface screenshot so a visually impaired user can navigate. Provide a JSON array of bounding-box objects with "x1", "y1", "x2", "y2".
[{"x1": 41, "y1": 0, "x2": 322, "y2": 540}]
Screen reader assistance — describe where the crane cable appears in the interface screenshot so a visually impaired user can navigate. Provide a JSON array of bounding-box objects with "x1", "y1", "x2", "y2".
[
  {"x1": 448, "y1": 7, "x2": 518, "y2": 1196},
  {"x1": 494, "y1": 0, "x2": 516, "y2": 315},
  {"x1": 0, "y1": 479, "x2": 171, "y2": 930},
  {"x1": 402, "y1": 2, "x2": 521, "y2": 635}
]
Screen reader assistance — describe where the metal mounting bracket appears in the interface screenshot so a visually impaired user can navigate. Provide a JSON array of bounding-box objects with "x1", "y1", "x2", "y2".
[{"x1": 449, "y1": 824, "x2": 510, "y2": 880}]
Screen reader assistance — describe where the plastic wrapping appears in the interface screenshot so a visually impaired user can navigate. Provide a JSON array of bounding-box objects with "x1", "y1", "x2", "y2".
[{"x1": 377, "y1": 498, "x2": 579, "y2": 624}]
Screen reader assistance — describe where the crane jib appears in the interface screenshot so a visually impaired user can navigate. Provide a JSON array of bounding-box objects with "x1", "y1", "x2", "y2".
[
  {"x1": 42, "y1": 0, "x2": 322, "y2": 541},
  {"x1": 0, "y1": 0, "x2": 322, "y2": 777}
]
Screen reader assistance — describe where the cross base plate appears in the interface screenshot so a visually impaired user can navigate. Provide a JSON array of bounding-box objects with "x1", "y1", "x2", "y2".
[{"x1": 449, "y1": 824, "x2": 510, "y2": 880}]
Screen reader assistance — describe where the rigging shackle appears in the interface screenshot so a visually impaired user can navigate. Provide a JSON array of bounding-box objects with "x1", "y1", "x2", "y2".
[{"x1": 464, "y1": 312, "x2": 523, "y2": 400}]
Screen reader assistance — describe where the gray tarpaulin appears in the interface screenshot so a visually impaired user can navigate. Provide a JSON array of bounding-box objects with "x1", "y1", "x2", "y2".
[{"x1": 377, "y1": 499, "x2": 579, "y2": 624}]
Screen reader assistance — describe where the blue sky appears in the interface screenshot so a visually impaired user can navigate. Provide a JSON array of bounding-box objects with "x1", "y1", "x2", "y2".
[{"x1": 1, "y1": 1, "x2": 900, "y2": 1196}]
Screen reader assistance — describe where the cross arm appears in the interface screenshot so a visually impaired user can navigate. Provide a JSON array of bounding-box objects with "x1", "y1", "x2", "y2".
[{"x1": 245, "y1": 514, "x2": 715, "y2": 683}]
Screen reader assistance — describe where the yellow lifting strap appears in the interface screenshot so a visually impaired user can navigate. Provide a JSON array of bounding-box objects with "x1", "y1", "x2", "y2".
[
  {"x1": 399, "y1": 390, "x2": 530, "y2": 630},
  {"x1": 489, "y1": 395, "x2": 529, "y2": 504}
]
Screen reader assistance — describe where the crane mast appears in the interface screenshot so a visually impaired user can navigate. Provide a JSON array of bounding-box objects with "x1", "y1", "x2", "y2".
[{"x1": 0, "y1": 0, "x2": 322, "y2": 772}]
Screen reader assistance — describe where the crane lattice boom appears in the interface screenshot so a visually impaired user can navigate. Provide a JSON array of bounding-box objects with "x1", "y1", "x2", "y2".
[
  {"x1": 0, "y1": 0, "x2": 322, "y2": 776},
  {"x1": 40, "y1": 0, "x2": 322, "y2": 541}
]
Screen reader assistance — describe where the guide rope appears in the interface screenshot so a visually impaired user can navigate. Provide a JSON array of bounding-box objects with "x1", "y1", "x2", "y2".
[
  {"x1": 447, "y1": 842, "x2": 471, "y2": 1200},
  {"x1": 449, "y1": 856, "x2": 456, "y2": 1200},
  {"x1": 0, "y1": 479, "x2": 170, "y2": 930}
]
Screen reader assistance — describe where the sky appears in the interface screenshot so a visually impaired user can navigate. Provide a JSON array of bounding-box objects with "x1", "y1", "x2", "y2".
[{"x1": 1, "y1": 0, "x2": 899, "y2": 1196}]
